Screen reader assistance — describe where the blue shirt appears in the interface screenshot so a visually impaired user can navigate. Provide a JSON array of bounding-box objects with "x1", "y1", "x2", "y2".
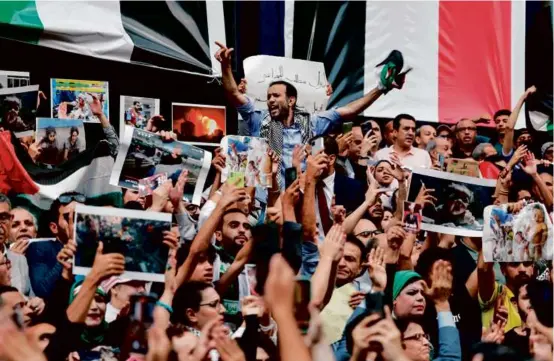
[{"x1": 236, "y1": 97, "x2": 342, "y2": 187}]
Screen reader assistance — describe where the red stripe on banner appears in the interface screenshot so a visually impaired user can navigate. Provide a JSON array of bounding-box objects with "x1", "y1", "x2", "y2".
[{"x1": 438, "y1": 1, "x2": 512, "y2": 125}]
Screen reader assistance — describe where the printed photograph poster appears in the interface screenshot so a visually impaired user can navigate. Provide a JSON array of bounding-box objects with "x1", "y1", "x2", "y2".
[
  {"x1": 120, "y1": 95, "x2": 161, "y2": 138},
  {"x1": 220, "y1": 135, "x2": 272, "y2": 188},
  {"x1": 243, "y1": 55, "x2": 329, "y2": 113},
  {"x1": 407, "y1": 168, "x2": 496, "y2": 237},
  {"x1": 110, "y1": 126, "x2": 212, "y2": 205},
  {"x1": 73, "y1": 204, "x2": 172, "y2": 282},
  {"x1": 172, "y1": 103, "x2": 226, "y2": 146},
  {"x1": 51, "y1": 78, "x2": 109, "y2": 123},
  {"x1": 483, "y1": 202, "x2": 553, "y2": 263},
  {"x1": 0, "y1": 85, "x2": 39, "y2": 136},
  {"x1": 35, "y1": 118, "x2": 86, "y2": 166},
  {"x1": 0, "y1": 70, "x2": 30, "y2": 89},
  {"x1": 446, "y1": 158, "x2": 480, "y2": 177},
  {"x1": 403, "y1": 201, "x2": 422, "y2": 234}
]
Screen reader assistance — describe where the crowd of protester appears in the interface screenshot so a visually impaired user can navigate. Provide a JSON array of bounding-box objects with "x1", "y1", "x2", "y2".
[{"x1": 0, "y1": 41, "x2": 552, "y2": 361}]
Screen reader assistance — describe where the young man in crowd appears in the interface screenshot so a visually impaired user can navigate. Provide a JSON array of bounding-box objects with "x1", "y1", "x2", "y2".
[
  {"x1": 375, "y1": 114, "x2": 432, "y2": 168},
  {"x1": 26, "y1": 192, "x2": 85, "y2": 298}
]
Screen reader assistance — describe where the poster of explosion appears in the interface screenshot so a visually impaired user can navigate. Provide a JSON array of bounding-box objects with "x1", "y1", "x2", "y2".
[{"x1": 172, "y1": 103, "x2": 226, "y2": 146}]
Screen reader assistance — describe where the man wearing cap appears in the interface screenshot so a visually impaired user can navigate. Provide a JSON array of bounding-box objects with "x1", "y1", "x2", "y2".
[{"x1": 101, "y1": 276, "x2": 146, "y2": 323}]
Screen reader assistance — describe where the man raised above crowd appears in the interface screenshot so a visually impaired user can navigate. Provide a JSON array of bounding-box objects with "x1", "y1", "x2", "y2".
[{"x1": 214, "y1": 41, "x2": 408, "y2": 188}]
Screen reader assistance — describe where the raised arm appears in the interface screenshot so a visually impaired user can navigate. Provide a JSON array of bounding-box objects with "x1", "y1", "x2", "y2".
[
  {"x1": 342, "y1": 182, "x2": 387, "y2": 234},
  {"x1": 264, "y1": 255, "x2": 312, "y2": 361},
  {"x1": 477, "y1": 247, "x2": 496, "y2": 305},
  {"x1": 214, "y1": 41, "x2": 248, "y2": 107},
  {"x1": 336, "y1": 88, "x2": 384, "y2": 120},
  {"x1": 522, "y1": 152, "x2": 553, "y2": 208},
  {"x1": 67, "y1": 242, "x2": 124, "y2": 323},
  {"x1": 301, "y1": 152, "x2": 329, "y2": 241},
  {"x1": 310, "y1": 225, "x2": 345, "y2": 310},
  {"x1": 216, "y1": 239, "x2": 253, "y2": 295},
  {"x1": 503, "y1": 86, "x2": 536, "y2": 155}
]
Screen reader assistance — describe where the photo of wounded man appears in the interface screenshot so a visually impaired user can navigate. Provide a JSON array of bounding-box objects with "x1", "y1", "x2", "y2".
[{"x1": 75, "y1": 213, "x2": 169, "y2": 276}]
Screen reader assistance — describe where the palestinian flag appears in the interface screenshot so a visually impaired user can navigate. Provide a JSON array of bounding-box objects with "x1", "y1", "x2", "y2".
[
  {"x1": 1, "y1": 130, "x2": 123, "y2": 215},
  {"x1": 0, "y1": 1, "x2": 227, "y2": 76}
]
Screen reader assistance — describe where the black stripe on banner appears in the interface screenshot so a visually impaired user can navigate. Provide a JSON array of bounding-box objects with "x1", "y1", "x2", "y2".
[
  {"x1": 121, "y1": 1, "x2": 212, "y2": 74},
  {"x1": 525, "y1": 0, "x2": 553, "y2": 133},
  {"x1": 292, "y1": 1, "x2": 366, "y2": 109}
]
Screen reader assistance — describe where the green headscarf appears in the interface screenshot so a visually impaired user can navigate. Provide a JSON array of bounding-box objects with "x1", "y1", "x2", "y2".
[
  {"x1": 392, "y1": 270, "x2": 422, "y2": 301},
  {"x1": 69, "y1": 281, "x2": 110, "y2": 347}
]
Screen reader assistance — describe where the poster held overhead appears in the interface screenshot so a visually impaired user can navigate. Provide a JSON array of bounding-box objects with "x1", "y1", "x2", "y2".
[
  {"x1": 51, "y1": 78, "x2": 109, "y2": 123},
  {"x1": 120, "y1": 95, "x2": 161, "y2": 138},
  {"x1": 73, "y1": 204, "x2": 172, "y2": 282},
  {"x1": 407, "y1": 168, "x2": 496, "y2": 237},
  {"x1": 483, "y1": 202, "x2": 552, "y2": 263},
  {"x1": 110, "y1": 126, "x2": 212, "y2": 205},
  {"x1": 243, "y1": 55, "x2": 329, "y2": 113},
  {"x1": 0, "y1": 85, "x2": 39, "y2": 136},
  {"x1": 220, "y1": 135, "x2": 272, "y2": 188},
  {"x1": 172, "y1": 102, "x2": 226, "y2": 146}
]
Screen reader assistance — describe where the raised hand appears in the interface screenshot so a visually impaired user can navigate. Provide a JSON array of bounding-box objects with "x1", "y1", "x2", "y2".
[
  {"x1": 212, "y1": 147, "x2": 226, "y2": 173},
  {"x1": 267, "y1": 149, "x2": 280, "y2": 176},
  {"x1": 336, "y1": 132, "x2": 353, "y2": 157},
  {"x1": 168, "y1": 169, "x2": 188, "y2": 210},
  {"x1": 414, "y1": 184, "x2": 436, "y2": 208},
  {"x1": 385, "y1": 221, "x2": 407, "y2": 250},
  {"x1": 330, "y1": 198, "x2": 346, "y2": 225},
  {"x1": 56, "y1": 239, "x2": 77, "y2": 280},
  {"x1": 237, "y1": 78, "x2": 248, "y2": 94},
  {"x1": 481, "y1": 319, "x2": 506, "y2": 344},
  {"x1": 146, "y1": 326, "x2": 171, "y2": 361},
  {"x1": 211, "y1": 323, "x2": 246, "y2": 361},
  {"x1": 90, "y1": 241, "x2": 125, "y2": 282},
  {"x1": 219, "y1": 186, "x2": 248, "y2": 209},
  {"x1": 151, "y1": 180, "x2": 172, "y2": 212},
  {"x1": 292, "y1": 144, "x2": 306, "y2": 170},
  {"x1": 522, "y1": 151, "x2": 538, "y2": 176},
  {"x1": 241, "y1": 295, "x2": 265, "y2": 318},
  {"x1": 321, "y1": 224, "x2": 346, "y2": 262},
  {"x1": 282, "y1": 178, "x2": 301, "y2": 207},
  {"x1": 525, "y1": 85, "x2": 537, "y2": 98},
  {"x1": 9, "y1": 239, "x2": 29, "y2": 255},
  {"x1": 305, "y1": 151, "x2": 329, "y2": 180},
  {"x1": 264, "y1": 254, "x2": 296, "y2": 315},
  {"x1": 423, "y1": 260, "x2": 453, "y2": 309},
  {"x1": 214, "y1": 41, "x2": 234, "y2": 69},
  {"x1": 366, "y1": 246, "x2": 386, "y2": 292},
  {"x1": 88, "y1": 94, "x2": 103, "y2": 117},
  {"x1": 360, "y1": 131, "x2": 379, "y2": 158}
]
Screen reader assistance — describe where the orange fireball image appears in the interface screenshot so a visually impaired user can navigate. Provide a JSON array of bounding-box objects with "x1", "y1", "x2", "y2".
[{"x1": 172, "y1": 103, "x2": 226, "y2": 145}]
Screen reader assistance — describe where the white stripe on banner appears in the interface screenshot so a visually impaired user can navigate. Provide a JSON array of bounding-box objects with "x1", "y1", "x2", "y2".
[
  {"x1": 363, "y1": 1, "x2": 439, "y2": 122},
  {"x1": 206, "y1": 0, "x2": 227, "y2": 75},
  {"x1": 35, "y1": 1, "x2": 134, "y2": 63},
  {"x1": 511, "y1": 0, "x2": 526, "y2": 129},
  {"x1": 284, "y1": 0, "x2": 295, "y2": 58}
]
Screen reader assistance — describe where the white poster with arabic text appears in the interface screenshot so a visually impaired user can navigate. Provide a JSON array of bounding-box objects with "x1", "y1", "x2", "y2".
[{"x1": 243, "y1": 55, "x2": 329, "y2": 113}]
